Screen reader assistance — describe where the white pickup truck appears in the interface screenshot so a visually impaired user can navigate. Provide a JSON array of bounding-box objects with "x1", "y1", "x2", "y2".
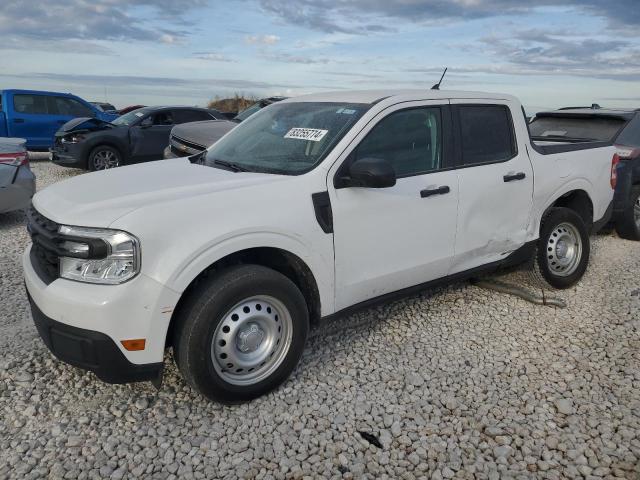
[{"x1": 24, "y1": 90, "x2": 616, "y2": 402}]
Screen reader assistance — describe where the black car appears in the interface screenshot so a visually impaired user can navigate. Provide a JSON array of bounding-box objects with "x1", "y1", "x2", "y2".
[
  {"x1": 164, "y1": 97, "x2": 287, "y2": 159},
  {"x1": 530, "y1": 106, "x2": 640, "y2": 240},
  {"x1": 51, "y1": 106, "x2": 225, "y2": 170}
]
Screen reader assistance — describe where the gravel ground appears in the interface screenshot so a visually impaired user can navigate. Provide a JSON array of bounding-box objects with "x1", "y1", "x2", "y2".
[{"x1": 1, "y1": 161, "x2": 639, "y2": 480}]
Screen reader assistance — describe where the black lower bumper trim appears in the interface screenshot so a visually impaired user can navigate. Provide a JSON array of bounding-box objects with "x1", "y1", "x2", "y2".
[{"x1": 28, "y1": 295, "x2": 163, "y2": 384}]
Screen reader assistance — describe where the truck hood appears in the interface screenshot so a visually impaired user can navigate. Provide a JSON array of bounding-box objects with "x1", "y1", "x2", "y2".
[
  {"x1": 32, "y1": 158, "x2": 288, "y2": 227},
  {"x1": 57, "y1": 117, "x2": 114, "y2": 134}
]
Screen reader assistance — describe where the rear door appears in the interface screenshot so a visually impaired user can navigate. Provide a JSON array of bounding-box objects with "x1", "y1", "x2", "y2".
[
  {"x1": 130, "y1": 110, "x2": 175, "y2": 161},
  {"x1": 449, "y1": 100, "x2": 534, "y2": 273}
]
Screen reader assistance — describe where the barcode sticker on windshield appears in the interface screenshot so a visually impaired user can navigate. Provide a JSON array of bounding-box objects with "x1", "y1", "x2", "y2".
[{"x1": 284, "y1": 128, "x2": 328, "y2": 142}]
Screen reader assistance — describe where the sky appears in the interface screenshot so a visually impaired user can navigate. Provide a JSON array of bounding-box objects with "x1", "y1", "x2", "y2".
[{"x1": 1, "y1": 0, "x2": 639, "y2": 113}]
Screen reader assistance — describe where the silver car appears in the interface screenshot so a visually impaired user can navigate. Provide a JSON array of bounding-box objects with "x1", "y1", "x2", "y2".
[{"x1": 0, "y1": 138, "x2": 35, "y2": 213}]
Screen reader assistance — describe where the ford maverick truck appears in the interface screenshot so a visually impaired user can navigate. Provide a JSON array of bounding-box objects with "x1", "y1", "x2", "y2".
[{"x1": 24, "y1": 90, "x2": 616, "y2": 402}]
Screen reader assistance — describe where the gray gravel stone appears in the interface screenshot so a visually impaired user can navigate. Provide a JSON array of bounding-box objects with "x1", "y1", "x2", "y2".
[{"x1": 0, "y1": 161, "x2": 638, "y2": 480}]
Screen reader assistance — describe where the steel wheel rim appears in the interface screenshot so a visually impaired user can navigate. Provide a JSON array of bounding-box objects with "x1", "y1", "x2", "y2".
[
  {"x1": 211, "y1": 295, "x2": 293, "y2": 386},
  {"x1": 546, "y1": 222, "x2": 582, "y2": 277},
  {"x1": 634, "y1": 197, "x2": 640, "y2": 228},
  {"x1": 93, "y1": 150, "x2": 119, "y2": 170}
]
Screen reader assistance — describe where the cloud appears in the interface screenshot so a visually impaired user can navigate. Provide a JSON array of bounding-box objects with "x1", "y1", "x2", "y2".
[
  {"x1": 0, "y1": 0, "x2": 206, "y2": 47},
  {"x1": 472, "y1": 29, "x2": 640, "y2": 81},
  {"x1": 261, "y1": 52, "x2": 330, "y2": 64},
  {"x1": 193, "y1": 52, "x2": 235, "y2": 62},
  {"x1": 252, "y1": 0, "x2": 640, "y2": 34},
  {"x1": 245, "y1": 34, "x2": 280, "y2": 45}
]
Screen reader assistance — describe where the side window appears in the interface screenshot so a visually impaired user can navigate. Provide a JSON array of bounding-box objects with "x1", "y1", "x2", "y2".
[
  {"x1": 13, "y1": 94, "x2": 49, "y2": 114},
  {"x1": 49, "y1": 97, "x2": 94, "y2": 117},
  {"x1": 173, "y1": 109, "x2": 214, "y2": 124},
  {"x1": 616, "y1": 115, "x2": 640, "y2": 148},
  {"x1": 354, "y1": 107, "x2": 442, "y2": 177},
  {"x1": 152, "y1": 111, "x2": 174, "y2": 126},
  {"x1": 458, "y1": 105, "x2": 516, "y2": 166}
]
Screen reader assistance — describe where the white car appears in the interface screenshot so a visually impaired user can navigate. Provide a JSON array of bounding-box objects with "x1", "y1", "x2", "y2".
[{"x1": 24, "y1": 90, "x2": 616, "y2": 402}]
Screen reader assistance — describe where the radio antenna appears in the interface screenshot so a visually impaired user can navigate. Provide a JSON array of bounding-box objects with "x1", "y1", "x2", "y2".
[{"x1": 431, "y1": 68, "x2": 448, "y2": 90}]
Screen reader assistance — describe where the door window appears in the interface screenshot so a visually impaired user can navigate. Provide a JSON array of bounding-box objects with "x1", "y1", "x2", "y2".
[
  {"x1": 13, "y1": 95, "x2": 49, "y2": 114},
  {"x1": 458, "y1": 105, "x2": 516, "y2": 166},
  {"x1": 354, "y1": 107, "x2": 442, "y2": 177},
  {"x1": 173, "y1": 109, "x2": 215, "y2": 124},
  {"x1": 49, "y1": 97, "x2": 94, "y2": 117}
]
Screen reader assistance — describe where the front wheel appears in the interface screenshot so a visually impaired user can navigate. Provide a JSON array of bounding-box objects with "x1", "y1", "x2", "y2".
[
  {"x1": 88, "y1": 145, "x2": 121, "y2": 171},
  {"x1": 534, "y1": 207, "x2": 590, "y2": 289},
  {"x1": 174, "y1": 265, "x2": 309, "y2": 403}
]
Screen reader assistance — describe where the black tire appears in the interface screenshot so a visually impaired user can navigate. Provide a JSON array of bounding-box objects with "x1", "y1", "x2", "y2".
[
  {"x1": 88, "y1": 145, "x2": 121, "y2": 171},
  {"x1": 614, "y1": 186, "x2": 640, "y2": 241},
  {"x1": 533, "y1": 207, "x2": 590, "y2": 289},
  {"x1": 173, "y1": 265, "x2": 309, "y2": 403}
]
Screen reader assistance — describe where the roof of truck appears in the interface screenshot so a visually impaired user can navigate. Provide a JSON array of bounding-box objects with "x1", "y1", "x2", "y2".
[{"x1": 283, "y1": 89, "x2": 518, "y2": 105}]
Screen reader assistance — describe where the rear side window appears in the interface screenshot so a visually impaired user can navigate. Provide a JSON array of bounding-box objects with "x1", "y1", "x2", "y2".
[
  {"x1": 173, "y1": 109, "x2": 214, "y2": 124},
  {"x1": 458, "y1": 105, "x2": 516, "y2": 166},
  {"x1": 616, "y1": 115, "x2": 640, "y2": 147},
  {"x1": 14, "y1": 94, "x2": 49, "y2": 115},
  {"x1": 355, "y1": 107, "x2": 442, "y2": 177},
  {"x1": 529, "y1": 116, "x2": 625, "y2": 142}
]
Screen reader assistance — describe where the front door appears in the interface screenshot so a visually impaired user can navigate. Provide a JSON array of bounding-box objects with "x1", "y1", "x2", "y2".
[
  {"x1": 449, "y1": 100, "x2": 534, "y2": 274},
  {"x1": 330, "y1": 102, "x2": 459, "y2": 311},
  {"x1": 130, "y1": 110, "x2": 175, "y2": 161}
]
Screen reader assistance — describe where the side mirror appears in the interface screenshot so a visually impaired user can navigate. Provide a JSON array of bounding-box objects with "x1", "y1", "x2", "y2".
[{"x1": 345, "y1": 157, "x2": 396, "y2": 188}]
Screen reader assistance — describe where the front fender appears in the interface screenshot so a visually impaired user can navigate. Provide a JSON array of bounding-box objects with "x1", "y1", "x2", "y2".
[{"x1": 167, "y1": 230, "x2": 335, "y2": 316}]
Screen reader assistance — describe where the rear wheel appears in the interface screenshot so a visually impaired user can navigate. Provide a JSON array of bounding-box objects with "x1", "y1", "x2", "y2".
[
  {"x1": 534, "y1": 207, "x2": 590, "y2": 289},
  {"x1": 88, "y1": 145, "x2": 121, "y2": 171},
  {"x1": 614, "y1": 186, "x2": 640, "y2": 241},
  {"x1": 174, "y1": 265, "x2": 309, "y2": 403}
]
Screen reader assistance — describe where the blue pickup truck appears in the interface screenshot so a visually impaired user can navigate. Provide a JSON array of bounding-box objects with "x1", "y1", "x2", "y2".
[{"x1": 0, "y1": 89, "x2": 119, "y2": 150}]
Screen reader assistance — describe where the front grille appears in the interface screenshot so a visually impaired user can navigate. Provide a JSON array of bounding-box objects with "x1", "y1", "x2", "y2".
[
  {"x1": 27, "y1": 205, "x2": 61, "y2": 284},
  {"x1": 170, "y1": 134, "x2": 206, "y2": 156}
]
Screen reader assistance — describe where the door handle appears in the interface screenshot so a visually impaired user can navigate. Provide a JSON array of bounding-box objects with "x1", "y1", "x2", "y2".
[
  {"x1": 13, "y1": 118, "x2": 25, "y2": 124},
  {"x1": 420, "y1": 185, "x2": 450, "y2": 198},
  {"x1": 503, "y1": 172, "x2": 526, "y2": 182}
]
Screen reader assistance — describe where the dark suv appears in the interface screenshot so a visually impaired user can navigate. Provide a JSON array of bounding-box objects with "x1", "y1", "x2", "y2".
[
  {"x1": 51, "y1": 106, "x2": 225, "y2": 171},
  {"x1": 530, "y1": 106, "x2": 640, "y2": 240}
]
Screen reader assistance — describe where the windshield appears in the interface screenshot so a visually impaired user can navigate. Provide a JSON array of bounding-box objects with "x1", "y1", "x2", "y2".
[
  {"x1": 234, "y1": 102, "x2": 263, "y2": 122},
  {"x1": 205, "y1": 102, "x2": 368, "y2": 175},
  {"x1": 111, "y1": 107, "x2": 154, "y2": 126},
  {"x1": 530, "y1": 116, "x2": 625, "y2": 142}
]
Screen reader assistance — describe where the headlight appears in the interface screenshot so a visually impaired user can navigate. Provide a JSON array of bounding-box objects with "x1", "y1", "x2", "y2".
[
  {"x1": 61, "y1": 134, "x2": 84, "y2": 144},
  {"x1": 57, "y1": 225, "x2": 140, "y2": 284}
]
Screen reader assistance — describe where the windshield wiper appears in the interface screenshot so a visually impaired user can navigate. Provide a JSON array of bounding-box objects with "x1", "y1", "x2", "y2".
[{"x1": 212, "y1": 159, "x2": 252, "y2": 172}]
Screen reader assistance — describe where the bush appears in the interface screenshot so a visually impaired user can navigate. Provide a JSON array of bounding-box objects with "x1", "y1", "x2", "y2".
[{"x1": 207, "y1": 93, "x2": 257, "y2": 114}]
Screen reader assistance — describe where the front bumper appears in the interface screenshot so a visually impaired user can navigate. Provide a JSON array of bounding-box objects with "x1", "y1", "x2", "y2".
[
  {"x1": 28, "y1": 295, "x2": 163, "y2": 384},
  {"x1": 0, "y1": 166, "x2": 35, "y2": 213},
  {"x1": 23, "y1": 245, "x2": 181, "y2": 382},
  {"x1": 50, "y1": 142, "x2": 86, "y2": 168}
]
